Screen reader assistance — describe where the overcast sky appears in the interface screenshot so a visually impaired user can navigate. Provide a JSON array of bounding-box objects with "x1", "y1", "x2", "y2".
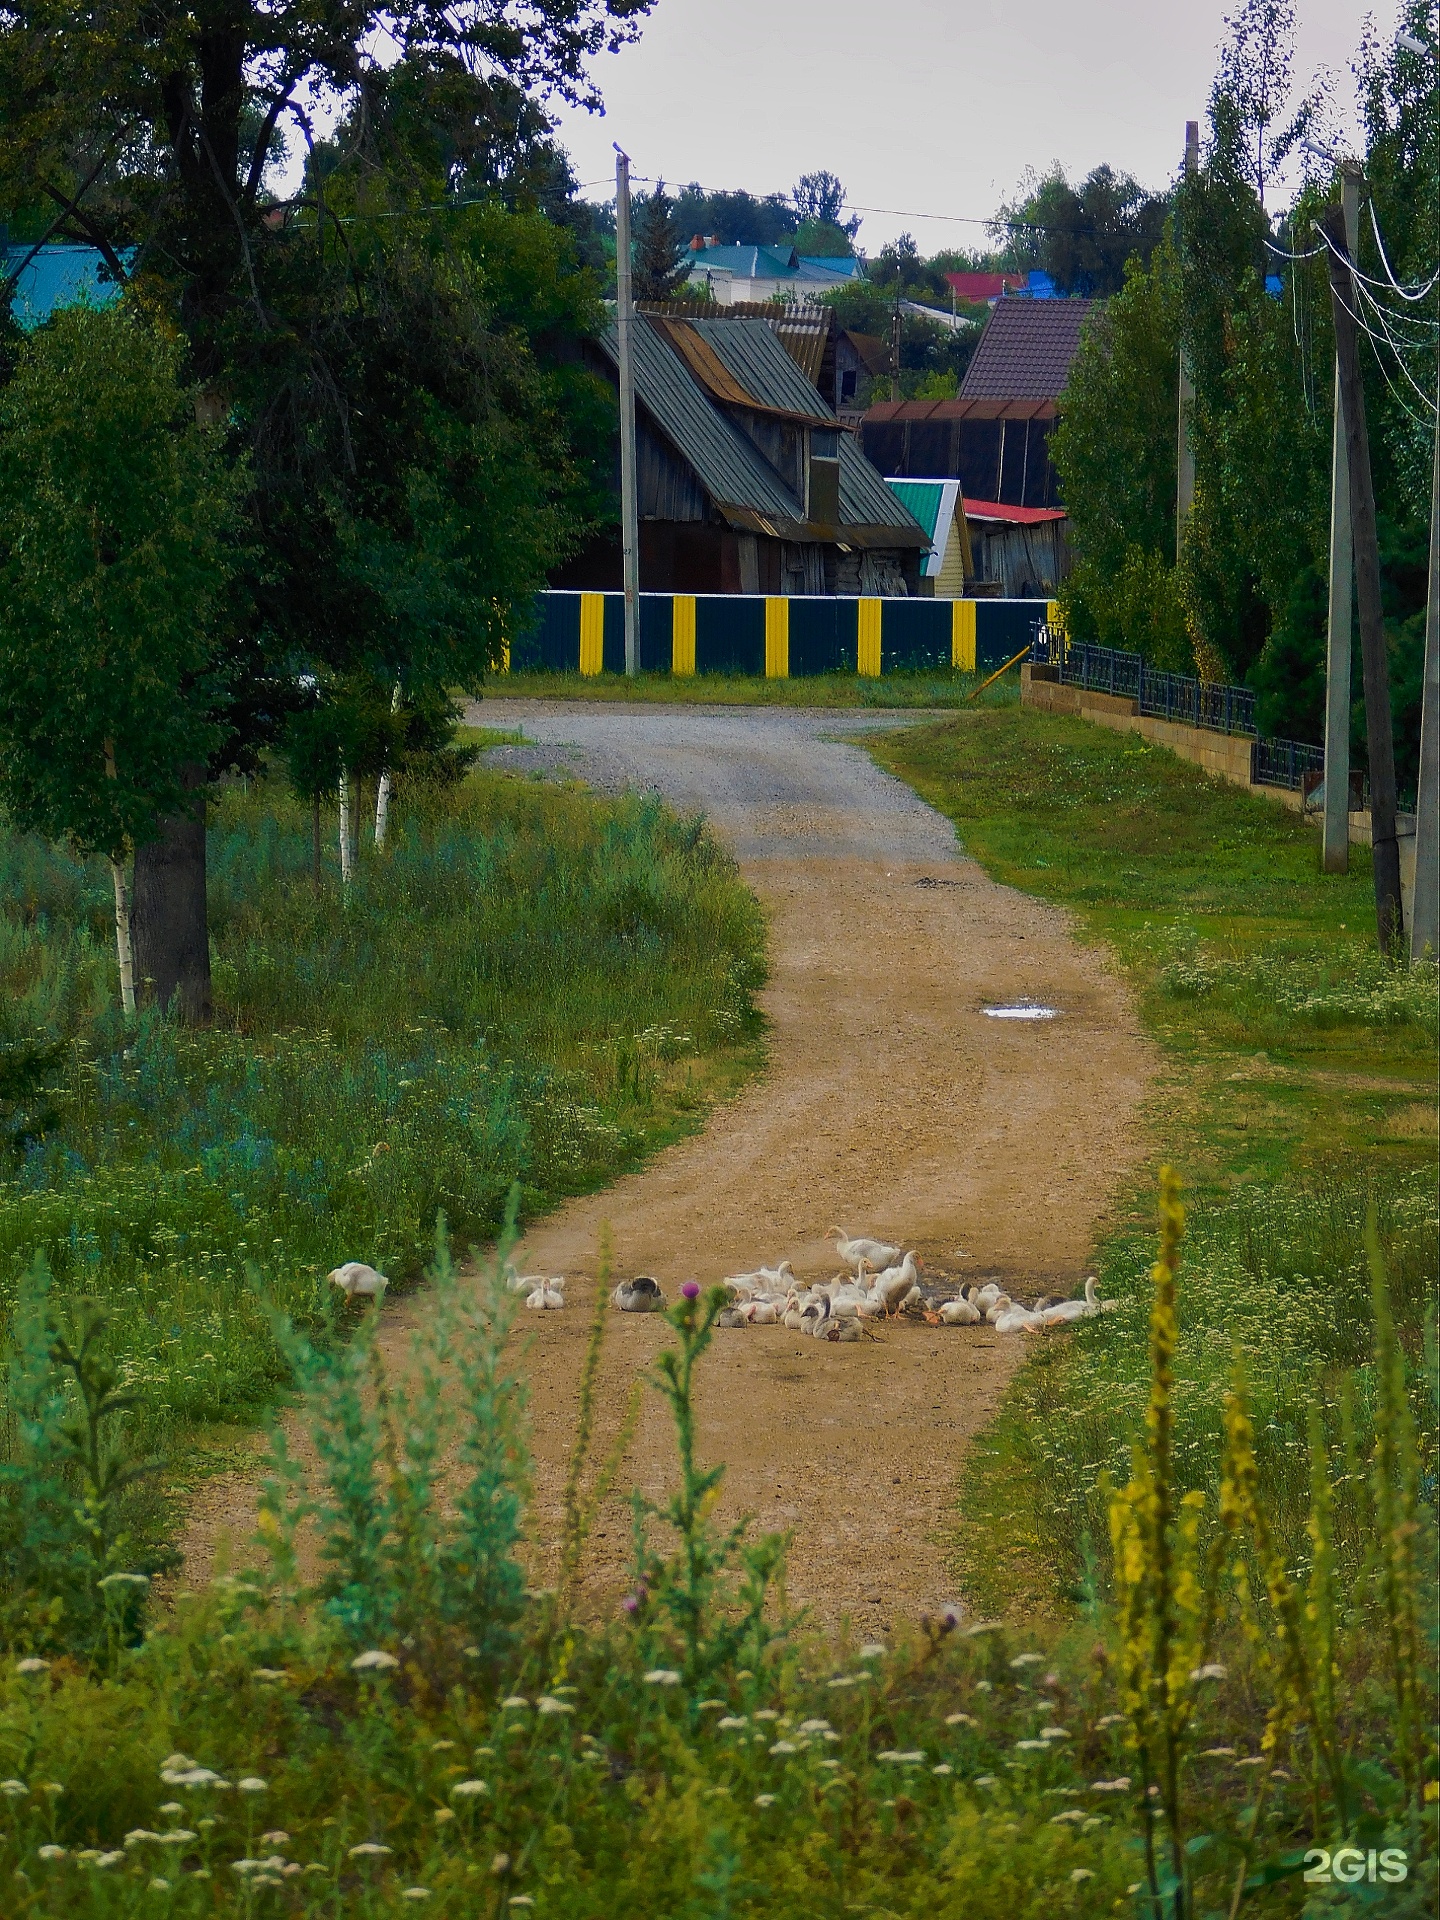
[{"x1": 547, "y1": 0, "x2": 1395, "y2": 249}]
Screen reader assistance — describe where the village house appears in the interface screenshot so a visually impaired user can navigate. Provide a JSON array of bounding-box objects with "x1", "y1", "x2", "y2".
[
  {"x1": 553, "y1": 313, "x2": 929, "y2": 596},
  {"x1": 680, "y1": 240, "x2": 864, "y2": 305}
]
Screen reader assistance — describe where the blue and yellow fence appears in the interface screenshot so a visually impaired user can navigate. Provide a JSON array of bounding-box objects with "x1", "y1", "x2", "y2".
[{"x1": 512, "y1": 592, "x2": 1059, "y2": 679}]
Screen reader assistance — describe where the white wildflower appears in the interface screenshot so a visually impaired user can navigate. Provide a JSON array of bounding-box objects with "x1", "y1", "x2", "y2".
[
  {"x1": 15, "y1": 1658, "x2": 49, "y2": 1675},
  {"x1": 1190, "y1": 1663, "x2": 1227, "y2": 1683},
  {"x1": 1050, "y1": 1809, "x2": 1087, "y2": 1824},
  {"x1": 932, "y1": 1764, "x2": 953, "y2": 1776},
  {"x1": 716, "y1": 1716, "x2": 747, "y2": 1731},
  {"x1": 643, "y1": 1669, "x2": 681, "y2": 1686},
  {"x1": 125, "y1": 1830, "x2": 163, "y2": 1848},
  {"x1": 0, "y1": 1780, "x2": 28, "y2": 1797},
  {"x1": 1014, "y1": 1740, "x2": 1049, "y2": 1751},
  {"x1": 858, "y1": 1644, "x2": 887, "y2": 1660},
  {"x1": 351, "y1": 1650, "x2": 399, "y2": 1674},
  {"x1": 798, "y1": 1719, "x2": 831, "y2": 1734},
  {"x1": 536, "y1": 1696, "x2": 574, "y2": 1715},
  {"x1": 402, "y1": 1891, "x2": 432, "y2": 1902},
  {"x1": 450, "y1": 1780, "x2": 490, "y2": 1799},
  {"x1": 236, "y1": 1778, "x2": 268, "y2": 1794},
  {"x1": 768, "y1": 1740, "x2": 798, "y2": 1755},
  {"x1": 973, "y1": 1775, "x2": 998, "y2": 1787},
  {"x1": 753, "y1": 1793, "x2": 776, "y2": 1808},
  {"x1": 1041, "y1": 1726, "x2": 1071, "y2": 1740},
  {"x1": 501, "y1": 1696, "x2": 530, "y2": 1710},
  {"x1": 348, "y1": 1842, "x2": 393, "y2": 1858},
  {"x1": 752, "y1": 1709, "x2": 779, "y2": 1722},
  {"x1": 1090, "y1": 1777, "x2": 1132, "y2": 1792},
  {"x1": 877, "y1": 1751, "x2": 924, "y2": 1764},
  {"x1": 1010, "y1": 1653, "x2": 1044, "y2": 1669},
  {"x1": 37, "y1": 1845, "x2": 65, "y2": 1861},
  {"x1": 1071, "y1": 1868, "x2": 1095, "y2": 1883}
]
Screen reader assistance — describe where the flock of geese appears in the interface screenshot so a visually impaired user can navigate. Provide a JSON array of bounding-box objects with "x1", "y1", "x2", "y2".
[{"x1": 495, "y1": 1227, "x2": 1117, "y2": 1341}]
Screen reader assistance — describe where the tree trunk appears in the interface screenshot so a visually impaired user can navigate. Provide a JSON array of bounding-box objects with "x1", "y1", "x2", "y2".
[
  {"x1": 374, "y1": 769, "x2": 393, "y2": 850},
  {"x1": 109, "y1": 857, "x2": 136, "y2": 1017},
  {"x1": 132, "y1": 765, "x2": 212, "y2": 1024},
  {"x1": 338, "y1": 769, "x2": 355, "y2": 885}
]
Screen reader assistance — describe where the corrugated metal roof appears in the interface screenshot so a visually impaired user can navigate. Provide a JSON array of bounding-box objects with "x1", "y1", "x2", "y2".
[
  {"x1": 597, "y1": 318, "x2": 924, "y2": 543},
  {"x1": 959, "y1": 299, "x2": 1096, "y2": 401},
  {"x1": 863, "y1": 397, "x2": 1058, "y2": 423},
  {"x1": 684, "y1": 244, "x2": 862, "y2": 283},
  {"x1": 5, "y1": 243, "x2": 135, "y2": 329},
  {"x1": 886, "y1": 479, "x2": 943, "y2": 542}
]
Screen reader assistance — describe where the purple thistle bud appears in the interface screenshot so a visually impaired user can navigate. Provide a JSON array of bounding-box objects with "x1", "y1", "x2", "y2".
[
  {"x1": 681, "y1": 1281, "x2": 700, "y2": 1300},
  {"x1": 622, "y1": 1594, "x2": 640, "y2": 1615}
]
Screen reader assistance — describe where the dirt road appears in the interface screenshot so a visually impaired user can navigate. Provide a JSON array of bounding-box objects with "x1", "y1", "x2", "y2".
[{"x1": 186, "y1": 703, "x2": 1152, "y2": 1633}]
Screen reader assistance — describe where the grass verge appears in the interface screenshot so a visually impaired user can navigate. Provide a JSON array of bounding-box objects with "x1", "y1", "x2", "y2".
[
  {"x1": 488, "y1": 668, "x2": 1022, "y2": 708},
  {"x1": 868, "y1": 707, "x2": 1438, "y2": 1616},
  {"x1": 0, "y1": 765, "x2": 766, "y2": 1472}
]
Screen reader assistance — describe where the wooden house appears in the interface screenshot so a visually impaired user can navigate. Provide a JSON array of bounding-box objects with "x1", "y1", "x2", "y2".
[{"x1": 554, "y1": 315, "x2": 928, "y2": 596}]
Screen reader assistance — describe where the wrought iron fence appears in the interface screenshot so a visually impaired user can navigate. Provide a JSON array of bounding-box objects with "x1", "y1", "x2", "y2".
[
  {"x1": 1250, "y1": 735, "x2": 1326, "y2": 791},
  {"x1": 1030, "y1": 626, "x2": 1324, "y2": 791}
]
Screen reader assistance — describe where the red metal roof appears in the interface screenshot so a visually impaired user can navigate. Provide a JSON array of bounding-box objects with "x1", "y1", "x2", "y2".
[
  {"x1": 943, "y1": 271, "x2": 1026, "y2": 301},
  {"x1": 962, "y1": 496, "x2": 1068, "y2": 526},
  {"x1": 959, "y1": 299, "x2": 1097, "y2": 402}
]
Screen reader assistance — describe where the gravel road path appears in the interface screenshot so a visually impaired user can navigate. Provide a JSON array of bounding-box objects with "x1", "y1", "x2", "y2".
[
  {"x1": 184, "y1": 701, "x2": 1152, "y2": 1633},
  {"x1": 468, "y1": 701, "x2": 1152, "y2": 1630}
]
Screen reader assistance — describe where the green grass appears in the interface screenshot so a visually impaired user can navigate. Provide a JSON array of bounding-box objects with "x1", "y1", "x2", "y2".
[
  {"x1": 488, "y1": 668, "x2": 1022, "y2": 709},
  {"x1": 868, "y1": 709, "x2": 1438, "y2": 1615},
  {"x1": 0, "y1": 766, "x2": 766, "y2": 1465}
]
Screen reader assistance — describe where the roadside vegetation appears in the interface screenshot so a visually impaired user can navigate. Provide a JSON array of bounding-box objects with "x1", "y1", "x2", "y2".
[
  {"x1": 491, "y1": 668, "x2": 1021, "y2": 709},
  {"x1": 0, "y1": 763, "x2": 765, "y2": 1486},
  {"x1": 869, "y1": 707, "x2": 1437, "y2": 1620}
]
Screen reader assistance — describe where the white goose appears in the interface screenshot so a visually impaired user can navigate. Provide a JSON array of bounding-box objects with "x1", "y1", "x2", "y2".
[
  {"x1": 826, "y1": 1228, "x2": 902, "y2": 1273},
  {"x1": 525, "y1": 1280, "x2": 565, "y2": 1310},
  {"x1": 938, "y1": 1295, "x2": 982, "y2": 1325},
  {"x1": 972, "y1": 1281, "x2": 1002, "y2": 1311},
  {"x1": 993, "y1": 1300, "x2": 1045, "y2": 1334},
  {"x1": 983, "y1": 1293, "x2": 1014, "y2": 1324},
  {"x1": 1040, "y1": 1276, "x2": 1117, "y2": 1324},
  {"x1": 329, "y1": 1262, "x2": 389, "y2": 1302},
  {"x1": 872, "y1": 1251, "x2": 922, "y2": 1314}
]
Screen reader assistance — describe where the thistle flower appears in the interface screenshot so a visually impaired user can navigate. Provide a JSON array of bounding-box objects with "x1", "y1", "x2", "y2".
[{"x1": 681, "y1": 1281, "x2": 700, "y2": 1300}]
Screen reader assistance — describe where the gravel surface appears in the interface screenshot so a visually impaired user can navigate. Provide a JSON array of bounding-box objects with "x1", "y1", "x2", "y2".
[{"x1": 185, "y1": 700, "x2": 1154, "y2": 1634}]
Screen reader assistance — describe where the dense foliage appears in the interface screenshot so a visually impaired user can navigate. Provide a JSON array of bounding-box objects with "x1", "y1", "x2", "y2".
[{"x1": 1052, "y1": 4, "x2": 1433, "y2": 788}]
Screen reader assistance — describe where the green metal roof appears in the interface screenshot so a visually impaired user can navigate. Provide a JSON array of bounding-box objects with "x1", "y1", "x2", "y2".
[{"x1": 886, "y1": 479, "x2": 944, "y2": 542}]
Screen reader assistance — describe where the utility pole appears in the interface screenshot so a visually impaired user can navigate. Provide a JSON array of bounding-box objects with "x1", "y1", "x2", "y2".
[
  {"x1": 1413, "y1": 338, "x2": 1439, "y2": 960},
  {"x1": 1322, "y1": 168, "x2": 1361, "y2": 873},
  {"x1": 614, "y1": 145, "x2": 640, "y2": 677},
  {"x1": 1321, "y1": 204, "x2": 1405, "y2": 951},
  {"x1": 1175, "y1": 120, "x2": 1199, "y2": 559}
]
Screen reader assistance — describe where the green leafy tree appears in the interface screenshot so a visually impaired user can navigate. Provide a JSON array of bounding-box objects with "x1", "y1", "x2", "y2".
[
  {"x1": 0, "y1": 304, "x2": 240, "y2": 1018},
  {"x1": 792, "y1": 170, "x2": 860, "y2": 241},
  {"x1": 996, "y1": 163, "x2": 1170, "y2": 296},
  {"x1": 0, "y1": 0, "x2": 643, "y2": 1004}
]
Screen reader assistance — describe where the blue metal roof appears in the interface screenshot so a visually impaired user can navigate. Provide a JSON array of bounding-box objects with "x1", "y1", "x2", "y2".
[
  {"x1": 4, "y1": 244, "x2": 135, "y2": 329},
  {"x1": 684, "y1": 244, "x2": 862, "y2": 284}
]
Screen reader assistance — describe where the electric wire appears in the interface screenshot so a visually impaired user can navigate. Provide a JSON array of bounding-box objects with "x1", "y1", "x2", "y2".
[{"x1": 1368, "y1": 196, "x2": 1440, "y2": 300}]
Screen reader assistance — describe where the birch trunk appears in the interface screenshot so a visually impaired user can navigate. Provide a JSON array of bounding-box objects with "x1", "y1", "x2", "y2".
[
  {"x1": 109, "y1": 856, "x2": 136, "y2": 1017},
  {"x1": 338, "y1": 769, "x2": 355, "y2": 885},
  {"x1": 374, "y1": 684, "x2": 401, "y2": 849}
]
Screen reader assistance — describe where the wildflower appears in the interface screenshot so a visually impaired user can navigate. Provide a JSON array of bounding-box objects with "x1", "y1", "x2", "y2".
[
  {"x1": 753, "y1": 1794, "x2": 776, "y2": 1808},
  {"x1": 161, "y1": 1768, "x2": 222, "y2": 1787},
  {"x1": 93, "y1": 1852, "x2": 125, "y2": 1868},
  {"x1": 973, "y1": 1775, "x2": 998, "y2": 1787},
  {"x1": 125, "y1": 1830, "x2": 163, "y2": 1847},
  {"x1": 826, "y1": 1676, "x2": 855, "y2": 1689},
  {"x1": 768, "y1": 1741, "x2": 798, "y2": 1755},
  {"x1": 1090, "y1": 1778, "x2": 1132, "y2": 1792},
  {"x1": 402, "y1": 1891, "x2": 432, "y2": 1902},
  {"x1": 696, "y1": 1700, "x2": 726, "y2": 1712},
  {"x1": 97, "y1": 1572, "x2": 150, "y2": 1591},
  {"x1": 348, "y1": 1842, "x2": 393, "y2": 1858},
  {"x1": 945, "y1": 1712, "x2": 977, "y2": 1727},
  {"x1": 492, "y1": 1853, "x2": 512, "y2": 1875},
  {"x1": 434, "y1": 1809, "x2": 456, "y2": 1825},
  {"x1": 798, "y1": 1719, "x2": 832, "y2": 1734},
  {"x1": 932, "y1": 1764, "x2": 954, "y2": 1776},
  {"x1": 156, "y1": 1832, "x2": 196, "y2": 1845},
  {"x1": 681, "y1": 1281, "x2": 700, "y2": 1299},
  {"x1": 1040, "y1": 1727, "x2": 1071, "y2": 1740},
  {"x1": 450, "y1": 1780, "x2": 490, "y2": 1799},
  {"x1": 39, "y1": 1783, "x2": 63, "y2": 1797},
  {"x1": 431, "y1": 1741, "x2": 457, "y2": 1752},
  {"x1": 509, "y1": 1900, "x2": 535, "y2": 1911},
  {"x1": 877, "y1": 1751, "x2": 924, "y2": 1764},
  {"x1": 501, "y1": 1696, "x2": 530, "y2": 1710},
  {"x1": 149, "y1": 1878, "x2": 171, "y2": 1892},
  {"x1": 1071, "y1": 1869, "x2": 1095, "y2": 1883},
  {"x1": 1200, "y1": 1747, "x2": 1236, "y2": 1758},
  {"x1": 0, "y1": 1780, "x2": 27, "y2": 1797},
  {"x1": 643, "y1": 1669, "x2": 681, "y2": 1686},
  {"x1": 1235, "y1": 1756, "x2": 1267, "y2": 1768},
  {"x1": 858, "y1": 1644, "x2": 886, "y2": 1660},
  {"x1": 37, "y1": 1846, "x2": 65, "y2": 1861},
  {"x1": 1050, "y1": 1810, "x2": 1087, "y2": 1825},
  {"x1": 260, "y1": 1833, "x2": 289, "y2": 1847},
  {"x1": 351, "y1": 1650, "x2": 399, "y2": 1674},
  {"x1": 237, "y1": 1777, "x2": 268, "y2": 1793},
  {"x1": 252, "y1": 1669, "x2": 289, "y2": 1682},
  {"x1": 1010, "y1": 1653, "x2": 1044, "y2": 1669},
  {"x1": 1094, "y1": 1713, "x2": 1126, "y2": 1729},
  {"x1": 1189, "y1": 1663, "x2": 1227, "y2": 1683},
  {"x1": 158, "y1": 1805, "x2": 183, "y2": 1817},
  {"x1": 752, "y1": 1709, "x2": 779, "y2": 1721},
  {"x1": 1014, "y1": 1740, "x2": 1049, "y2": 1752},
  {"x1": 716, "y1": 1716, "x2": 747, "y2": 1731},
  {"x1": 536, "y1": 1696, "x2": 574, "y2": 1715},
  {"x1": 15, "y1": 1658, "x2": 49, "y2": 1675}
]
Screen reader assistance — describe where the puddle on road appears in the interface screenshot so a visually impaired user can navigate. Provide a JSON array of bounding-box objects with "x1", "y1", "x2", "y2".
[{"x1": 982, "y1": 1002, "x2": 1059, "y2": 1021}]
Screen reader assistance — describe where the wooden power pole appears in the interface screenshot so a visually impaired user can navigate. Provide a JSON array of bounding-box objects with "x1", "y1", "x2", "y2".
[
  {"x1": 614, "y1": 145, "x2": 640, "y2": 677},
  {"x1": 1321, "y1": 168, "x2": 1360, "y2": 873},
  {"x1": 1175, "y1": 120, "x2": 1199, "y2": 558},
  {"x1": 1321, "y1": 204, "x2": 1405, "y2": 950},
  {"x1": 1413, "y1": 340, "x2": 1439, "y2": 961}
]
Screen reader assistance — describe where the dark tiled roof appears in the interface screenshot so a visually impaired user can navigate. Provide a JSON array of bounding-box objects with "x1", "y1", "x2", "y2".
[{"x1": 959, "y1": 299, "x2": 1097, "y2": 402}]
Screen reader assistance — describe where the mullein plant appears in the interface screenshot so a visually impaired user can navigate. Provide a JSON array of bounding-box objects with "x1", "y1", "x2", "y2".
[{"x1": 1110, "y1": 1174, "x2": 1437, "y2": 1920}]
